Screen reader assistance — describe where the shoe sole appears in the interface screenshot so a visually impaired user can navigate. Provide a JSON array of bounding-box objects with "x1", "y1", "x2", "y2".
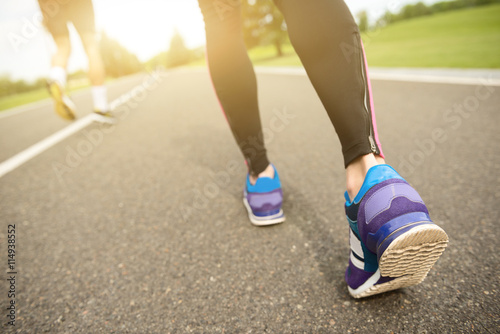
[
  {"x1": 351, "y1": 224, "x2": 448, "y2": 298},
  {"x1": 243, "y1": 197, "x2": 285, "y2": 226},
  {"x1": 349, "y1": 269, "x2": 428, "y2": 298},
  {"x1": 92, "y1": 112, "x2": 117, "y2": 124},
  {"x1": 48, "y1": 84, "x2": 76, "y2": 120}
]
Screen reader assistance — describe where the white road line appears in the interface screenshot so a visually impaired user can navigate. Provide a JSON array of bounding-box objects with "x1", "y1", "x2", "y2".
[
  {"x1": 0, "y1": 114, "x2": 96, "y2": 178},
  {"x1": 0, "y1": 93, "x2": 134, "y2": 179},
  {"x1": 0, "y1": 71, "x2": 164, "y2": 179},
  {"x1": 1, "y1": 67, "x2": 497, "y2": 179},
  {"x1": 255, "y1": 67, "x2": 500, "y2": 86},
  {"x1": 368, "y1": 73, "x2": 500, "y2": 86}
]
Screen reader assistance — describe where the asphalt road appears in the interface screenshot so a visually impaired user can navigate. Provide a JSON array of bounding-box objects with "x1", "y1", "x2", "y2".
[{"x1": 1, "y1": 68, "x2": 499, "y2": 333}]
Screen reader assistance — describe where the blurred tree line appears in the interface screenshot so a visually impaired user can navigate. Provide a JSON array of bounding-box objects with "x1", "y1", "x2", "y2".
[
  {"x1": 0, "y1": 76, "x2": 46, "y2": 98},
  {"x1": 147, "y1": 29, "x2": 203, "y2": 69},
  {"x1": 1, "y1": 33, "x2": 142, "y2": 98},
  {"x1": 359, "y1": 0, "x2": 500, "y2": 31},
  {"x1": 99, "y1": 32, "x2": 142, "y2": 77},
  {"x1": 151, "y1": 0, "x2": 288, "y2": 70},
  {"x1": 11, "y1": 0, "x2": 495, "y2": 97}
]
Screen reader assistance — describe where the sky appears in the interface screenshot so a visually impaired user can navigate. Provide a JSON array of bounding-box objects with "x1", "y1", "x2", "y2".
[{"x1": 0, "y1": 0, "x2": 440, "y2": 81}]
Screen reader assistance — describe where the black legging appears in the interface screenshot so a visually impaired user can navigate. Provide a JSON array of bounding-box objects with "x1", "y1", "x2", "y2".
[{"x1": 199, "y1": 0, "x2": 383, "y2": 175}]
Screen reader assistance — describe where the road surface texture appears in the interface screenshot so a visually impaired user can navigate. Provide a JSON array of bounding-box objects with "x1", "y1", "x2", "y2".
[{"x1": 1, "y1": 68, "x2": 499, "y2": 333}]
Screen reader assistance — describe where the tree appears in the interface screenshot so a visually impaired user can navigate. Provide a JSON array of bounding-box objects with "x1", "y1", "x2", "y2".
[
  {"x1": 100, "y1": 33, "x2": 142, "y2": 78},
  {"x1": 242, "y1": 0, "x2": 288, "y2": 57},
  {"x1": 0, "y1": 75, "x2": 47, "y2": 98},
  {"x1": 398, "y1": 2, "x2": 432, "y2": 20},
  {"x1": 166, "y1": 30, "x2": 192, "y2": 68},
  {"x1": 357, "y1": 10, "x2": 369, "y2": 32}
]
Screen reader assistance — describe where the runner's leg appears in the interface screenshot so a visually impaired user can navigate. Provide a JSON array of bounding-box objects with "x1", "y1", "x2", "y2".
[
  {"x1": 272, "y1": 0, "x2": 447, "y2": 298},
  {"x1": 71, "y1": 0, "x2": 109, "y2": 112},
  {"x1": 198, "y1": 0, "x2": 270, "y2": 176}
]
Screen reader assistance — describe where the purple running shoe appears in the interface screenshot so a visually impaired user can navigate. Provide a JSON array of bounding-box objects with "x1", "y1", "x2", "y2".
[
  {"x1": 243, "y1": 165, "x2": 285, "y2": 226},
  {"x1": 345, "y1": 165, "x2": 448, "y2": 298}
]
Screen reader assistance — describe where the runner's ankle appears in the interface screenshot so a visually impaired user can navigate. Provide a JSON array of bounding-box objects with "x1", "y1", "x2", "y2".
[
  {"x1": 249, "y1": 164, "x2": 275, "y2": 185},
  {"x1": 346, "y1": 154, "x2": 381, "y2": 201}
]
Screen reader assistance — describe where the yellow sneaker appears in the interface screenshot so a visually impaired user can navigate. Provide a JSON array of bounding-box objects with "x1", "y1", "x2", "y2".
[
  {"x1": 93, "y1": 109, "x2": 116, "y2": 124},
  {"x1": 47, "y1": 81, "x2": 76, "y2": 120}
]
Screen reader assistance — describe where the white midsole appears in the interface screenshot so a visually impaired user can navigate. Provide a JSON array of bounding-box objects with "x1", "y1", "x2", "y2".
[
  {"x1": 348, "y1": 269, "x2": 381, "y2": 297},
  {"x1": 243, "y1": 197, "x2": 285, "y2": 226}
]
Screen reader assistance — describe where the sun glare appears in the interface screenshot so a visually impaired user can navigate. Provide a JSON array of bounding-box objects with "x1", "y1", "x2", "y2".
[{"x1": 94, "y1": 1, "x2": 205, "y2": 62}]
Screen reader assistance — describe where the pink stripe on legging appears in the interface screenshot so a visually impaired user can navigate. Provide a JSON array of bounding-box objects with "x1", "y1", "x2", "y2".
[{"x1": 360, "y1": 41, "x2": 384, "y2": 158}]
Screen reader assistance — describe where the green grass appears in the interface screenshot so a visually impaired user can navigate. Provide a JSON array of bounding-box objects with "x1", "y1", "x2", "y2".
[
  {"x1": 249, "y1": 4, "x2": 500, "y2": 68},
  {"x1": 186, "y1": 43, "x2": 299, "y2": 67},
  {"x1": 362, "y1": 4, "x2": 500, "y2": 68},
  {"x1": 0, "y1": 88, "x2": 51, "y2": 112},
  {"x1": 0, "y1": 80, "x2": 93, "y2": 112}
]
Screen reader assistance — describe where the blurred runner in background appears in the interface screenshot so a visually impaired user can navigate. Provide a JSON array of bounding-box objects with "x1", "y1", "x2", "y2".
[{"x1": 38, "y1": 0, "x2": 114, "y2": 122}]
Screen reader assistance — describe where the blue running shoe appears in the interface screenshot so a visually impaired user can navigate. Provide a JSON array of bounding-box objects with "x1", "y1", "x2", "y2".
[
  {"x1": 345, "y1": 165, "x2": 448, "y2": 298},
  {"x1": 243, "y1": 165, "x2": 285, "y2": 226}
]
